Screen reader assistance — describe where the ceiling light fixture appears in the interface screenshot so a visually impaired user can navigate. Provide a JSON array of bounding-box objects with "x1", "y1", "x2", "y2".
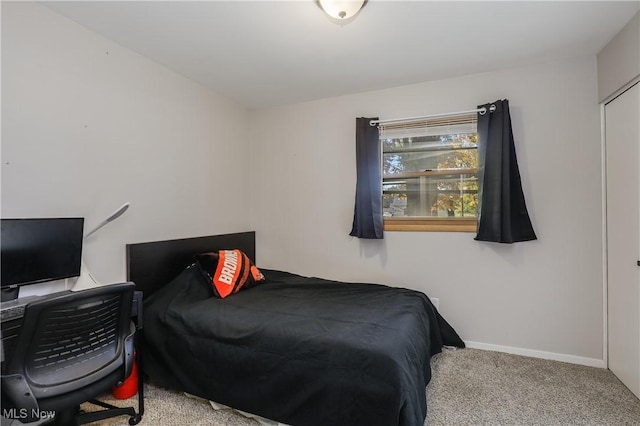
[{"x1": 317, "y1": 0, "x2": 367, "y2": 24}]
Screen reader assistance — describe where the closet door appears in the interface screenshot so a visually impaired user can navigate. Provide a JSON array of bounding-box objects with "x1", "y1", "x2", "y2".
[{"x1": 606, "y1": 82, "x2": 640, "y2": 399}]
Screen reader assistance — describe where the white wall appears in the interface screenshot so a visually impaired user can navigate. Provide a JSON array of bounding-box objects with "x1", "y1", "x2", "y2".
[
  {"x1": 251, "y1": 56, "x2": 604, "y2": 364},
  {"x1": 597, "y1": 11, "x2": 640, "y2": 102},
  {"x1": 1, "y1": 2, "x2": 252, "y2": 287}
]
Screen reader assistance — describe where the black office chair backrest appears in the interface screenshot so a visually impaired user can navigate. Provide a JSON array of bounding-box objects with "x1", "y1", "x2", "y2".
[{"x1": 2, "y1": 282, "x2": 135, "y2": 418}]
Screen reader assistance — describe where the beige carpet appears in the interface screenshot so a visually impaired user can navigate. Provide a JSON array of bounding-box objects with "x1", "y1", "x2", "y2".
[
  {"x1": 426, "y1": 348, "x2": 640, "y2": 425},
  {"x1": 81, "y1": 348, "x2": 640, "y2": 425}
]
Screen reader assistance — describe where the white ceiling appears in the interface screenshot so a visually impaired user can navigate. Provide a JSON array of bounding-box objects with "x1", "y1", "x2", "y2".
[{"x1": 42, "y1": 1, "x2": 639, "y2": 109}]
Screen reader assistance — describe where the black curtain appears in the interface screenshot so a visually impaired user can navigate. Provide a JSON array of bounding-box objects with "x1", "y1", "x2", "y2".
[
  {"x1": 350, "y1": 117, "x2": 383, "y2": 239},
  {"x1": 475, "y1": 100, "x2": 537, "y2": 243}
]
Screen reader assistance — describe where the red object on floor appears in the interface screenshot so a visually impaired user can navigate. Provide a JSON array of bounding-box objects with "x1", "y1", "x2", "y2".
[{"x1": 112, "y1": 355, "x2": 138, "y2": 399}]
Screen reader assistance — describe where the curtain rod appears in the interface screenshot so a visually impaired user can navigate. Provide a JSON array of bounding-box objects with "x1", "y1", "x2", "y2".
[{"x1": 369, "y1": 104, "x2": 496, "y2": 127}]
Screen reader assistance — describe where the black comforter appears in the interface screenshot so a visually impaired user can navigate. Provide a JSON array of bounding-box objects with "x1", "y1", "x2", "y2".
[{"x1": 143, "y1": 265, "x2": 464, "y2": 426}]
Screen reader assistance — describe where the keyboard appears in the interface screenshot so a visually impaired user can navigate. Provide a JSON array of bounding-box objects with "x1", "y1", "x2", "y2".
[{"x1": 0, "y1": 302, "x2": 26, "y2": 322}]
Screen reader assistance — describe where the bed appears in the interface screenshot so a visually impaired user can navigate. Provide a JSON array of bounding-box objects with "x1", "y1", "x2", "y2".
[{"x1": 127, "y1": 231, "x2": 464, "y2": 426}]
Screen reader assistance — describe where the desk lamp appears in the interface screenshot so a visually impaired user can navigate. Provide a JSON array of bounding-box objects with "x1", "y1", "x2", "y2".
[{"x1": 71, "y1": 202, "x2": 130, "y2": 292}]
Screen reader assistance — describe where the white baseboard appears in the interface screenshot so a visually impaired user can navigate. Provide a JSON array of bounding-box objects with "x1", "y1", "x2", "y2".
[{"x1": 464, "y1": 340, "x2": 606, "y2": 369}]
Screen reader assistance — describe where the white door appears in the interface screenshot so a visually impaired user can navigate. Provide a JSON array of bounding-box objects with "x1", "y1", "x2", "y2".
[{"x1": 606, "y1": 82, "x2": 640, "y2": 399}]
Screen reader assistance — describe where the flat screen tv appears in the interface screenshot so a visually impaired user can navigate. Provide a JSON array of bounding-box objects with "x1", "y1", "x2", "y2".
[{"x1": 1, "y1": 218, "x2": 84, "y2": 288}]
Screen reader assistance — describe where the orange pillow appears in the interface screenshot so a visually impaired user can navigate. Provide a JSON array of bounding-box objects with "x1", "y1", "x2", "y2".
[{"x1": 196, "y1": 249, "x2": 264, "y2": 298}]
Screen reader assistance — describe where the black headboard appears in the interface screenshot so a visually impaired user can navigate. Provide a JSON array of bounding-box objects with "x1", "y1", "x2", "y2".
[{"x1": 126, "y1": 231, "x2": 255, "y2": 297}]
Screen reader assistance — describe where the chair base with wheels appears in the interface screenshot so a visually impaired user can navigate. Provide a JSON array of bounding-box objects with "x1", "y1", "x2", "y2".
[{"x1": 58, "y1": 399, "x2": 142, "y2": 426}]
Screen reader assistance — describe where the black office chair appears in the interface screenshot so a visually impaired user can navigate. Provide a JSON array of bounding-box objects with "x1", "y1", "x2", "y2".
[{"x1": 1, "y1": 282, "x2": 143, "y2": 425}]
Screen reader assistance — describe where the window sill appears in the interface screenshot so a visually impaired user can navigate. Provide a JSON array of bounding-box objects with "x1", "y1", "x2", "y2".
[{"x1": 383, "y1": 217, "x2": 477, "y2": 233}]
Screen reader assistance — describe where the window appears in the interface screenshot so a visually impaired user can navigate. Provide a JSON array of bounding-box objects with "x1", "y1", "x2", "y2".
[{"x1": 380, "y1": 114, "x2": 478, "y2": 232}]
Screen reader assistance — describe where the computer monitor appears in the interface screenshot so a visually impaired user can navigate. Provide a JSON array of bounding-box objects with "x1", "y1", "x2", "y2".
[{"x1": 1, "y1": 218, "x2": 84, "y2": 289}]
